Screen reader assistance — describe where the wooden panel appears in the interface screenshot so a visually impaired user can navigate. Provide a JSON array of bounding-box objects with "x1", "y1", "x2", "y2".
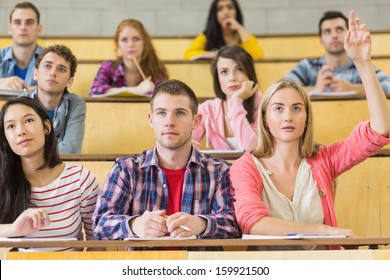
[
  {"x1": 82, "y1": 102, "x2": 154, "y2": 154},
  {"x1": 6, "y1": 249, "x2": 390, "y2": 260},
  {"x1": 68, "y1": 58, "x2": 390, "y2": 98},
  {"x1": 5, "y1": 250, "x2": 187, "y2": 260},
  {"x1": 260, "y1": 37, "x2": 323, "y2": 59},
  {"x1": 153, "y1": 38, "x2": 193, "y2": 60},
  {"x1": 312, "y1": 100, "x2": 368, "y2": 144},
  {"x1": 372, "y1": 58, "x2": 390, "y2": 76},
  {"x1": 78, "y1": 99, "x2": 388, "y2": 154},
  {"x1": 71, "y1": 60, "x2": 297, "y2": 98},
  {"x1": 43, "y1": 38, "x2": 116, "y2": 61},
  {"x1": 0, "y1": 248, "x2": 10, "y2": 260},
  {"x1": 70, "y1": 64, "x2": 98, "y2": 97},
  {"x1": 379, "y1": 158, "x2": 390, "y2": 237},
  {"x1": 66, "y1": 161, "x2": 114, "y2": 187},
  {"x1": 166, "y1": 62, "x2": 213, "y2": 98},
  {"x1": 1, "y1": 33, "x2": 390, "y2": 60},
  {"x1": 255, "y1": 61, "x2": 297, "y2": 91},
  {"x1": 189, "y1": 249, "x2": 390, "y2": 260},
  {"x1": 335, "y1": 158, "x2": 381, "y2": 236}
]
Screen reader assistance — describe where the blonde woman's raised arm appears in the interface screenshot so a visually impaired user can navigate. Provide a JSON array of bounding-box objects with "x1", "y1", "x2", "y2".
[{"x1": 344, "y1": 10, "x2": 390, "y2": 135}]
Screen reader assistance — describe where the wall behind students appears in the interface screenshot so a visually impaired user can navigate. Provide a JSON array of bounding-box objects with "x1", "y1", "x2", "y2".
[{"x1": 0, "y1": 0, "x2": 389, "y2": 36}]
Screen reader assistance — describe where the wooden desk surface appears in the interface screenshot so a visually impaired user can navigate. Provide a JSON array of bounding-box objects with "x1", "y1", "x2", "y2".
[
  {"x1": 59, "y1": 148, "x2": 390, "y2": 162},
  {"x1": 1, "y1": 237, "x2": 389, "y2": 250},
  {"x1": 60, "y1": 150, "x2": 246, "y2": 161}
]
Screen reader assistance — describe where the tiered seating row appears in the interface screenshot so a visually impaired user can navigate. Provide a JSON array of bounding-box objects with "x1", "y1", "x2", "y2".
[
  {"x1": 1, "y1": 99, "x2": 390, "y2": 155},
  {"x1": 2, "y1": 33, "x2": 390, "y2": 60}
]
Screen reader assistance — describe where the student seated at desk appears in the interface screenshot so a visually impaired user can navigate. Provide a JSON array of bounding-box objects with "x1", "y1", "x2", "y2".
[
  {"x1": 89, "y1": 19, "x2": 168, "y2": 97},
  {"x1": 183, "y1": 0, "x2": 264, "y2": 60},
  {"x1": 93, "y1": 80, "x2": 240, "y2": 243},
  {"x1": 230, "y1": 11, "x2": 390, "y2": 249},
  {"x1": 24, "y1": 44, "x2": 85, "y2": 154},
  {"x1": 192, "y1": 45, "x2": 261, "y2": 151},
  {"x1": 0, "y1": 2, "x2": 42, "y2": 91},
  {"x1": 0, "y1": 97, "x2": 99, "y2": 252},
  {"x1": 285, "y1": 10, "x2": 390, "y2": 97}
]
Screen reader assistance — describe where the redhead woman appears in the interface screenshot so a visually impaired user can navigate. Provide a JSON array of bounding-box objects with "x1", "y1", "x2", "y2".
[{"x1": 90, "y1": 19, "x2": 168, "y2": 97}]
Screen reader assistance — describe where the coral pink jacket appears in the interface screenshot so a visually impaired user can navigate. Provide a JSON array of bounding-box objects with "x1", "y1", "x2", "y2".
[{"x1": 230, "y1": 121, "x2": 390, "y2": 234}]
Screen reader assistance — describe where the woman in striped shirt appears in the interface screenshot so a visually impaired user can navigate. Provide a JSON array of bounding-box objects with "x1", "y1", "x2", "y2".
[{"x1": 0, "y1": 97, "x2": 99, "y2": 251}]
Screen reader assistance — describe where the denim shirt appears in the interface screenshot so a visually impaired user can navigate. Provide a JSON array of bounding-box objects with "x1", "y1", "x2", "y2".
[{"x1": 0, "y1": 45, "x2": 42, "y2": 87}]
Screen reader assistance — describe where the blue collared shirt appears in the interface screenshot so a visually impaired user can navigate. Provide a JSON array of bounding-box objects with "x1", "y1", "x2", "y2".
[{"x1": 0, "y1": 45, "x2": 42, "y2": 87}]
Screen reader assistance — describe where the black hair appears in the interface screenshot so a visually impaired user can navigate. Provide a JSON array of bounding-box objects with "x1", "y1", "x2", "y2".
[
  {"x1": 204, "y1": 0, "x2": 244, "y2": 51},
  {"x1": 319, "y1": 11, "x2": 348, "y2": 36},
  {"x1": 0, "y1": 97, "x2": 61, "y2": 223}
]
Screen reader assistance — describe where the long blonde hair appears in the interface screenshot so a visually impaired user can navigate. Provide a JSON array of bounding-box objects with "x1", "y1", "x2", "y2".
[{"x1": 251, "y1": 79, "x2": 315, "y2": 158}]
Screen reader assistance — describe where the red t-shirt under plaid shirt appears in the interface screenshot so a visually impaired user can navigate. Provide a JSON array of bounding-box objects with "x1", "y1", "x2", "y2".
[{"x1": 162, "y1": 167, "x2": 186, "y2": 215}]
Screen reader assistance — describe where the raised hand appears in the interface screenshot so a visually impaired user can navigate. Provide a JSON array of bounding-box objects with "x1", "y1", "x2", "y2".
[{"x1": 344, "y1": 10, "x2": 371, "y2": 63}]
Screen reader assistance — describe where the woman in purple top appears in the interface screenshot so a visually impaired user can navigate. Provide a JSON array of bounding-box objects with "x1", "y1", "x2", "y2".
[{"x1": 89, "y1": 19, "x2": 168, "y2": 97}]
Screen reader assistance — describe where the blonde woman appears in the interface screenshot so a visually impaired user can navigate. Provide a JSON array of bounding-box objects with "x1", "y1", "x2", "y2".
[{"x1": 230, "y1": 11, "x2": 390, "y2": 245}]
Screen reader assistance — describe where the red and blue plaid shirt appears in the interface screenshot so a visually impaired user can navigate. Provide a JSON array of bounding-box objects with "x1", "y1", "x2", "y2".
[{"x1": 93, "y1": 147, "x2": 240, "y2": 240}]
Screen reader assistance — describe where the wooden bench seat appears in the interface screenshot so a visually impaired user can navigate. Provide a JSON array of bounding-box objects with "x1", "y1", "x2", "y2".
[
  {"x1": 81, "y1": 99, "x2": 390, "y2": 154},
  {"x1": 1, "y1": 99, "x2": 390, "y2": 155},
  {"x1": 2, "y1": 32, "x2": 390, "y2": 60}
]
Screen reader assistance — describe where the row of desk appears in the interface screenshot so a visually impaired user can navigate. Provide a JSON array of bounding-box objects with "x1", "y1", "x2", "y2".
[
  {"x1": 71, "y1": 57, "x2": 390, "y2": 98},
  {"x1": 2, "y1": 33, "x2": 390, "y2": 60},
  {"x1": 5, "y1": 96, "x2": 389, "y2": 154},
  {"x1": 1, "y1": 237, "x2": 390, "y2": 260}
]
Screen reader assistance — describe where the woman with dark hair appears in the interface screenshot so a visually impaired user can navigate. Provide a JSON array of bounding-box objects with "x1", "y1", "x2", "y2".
[
  {"x1": 0, "y1": 97, "x2": 99, "y2": 251},
  {"x1": 184, "y1": 0, "x2": 264, "y2": 60},
  {"x1": 90, "y1": 19, "x2": 168, "y2": 97},
  {"x1": 192, "y1": 45, "x2": 261, "y2": 151}
]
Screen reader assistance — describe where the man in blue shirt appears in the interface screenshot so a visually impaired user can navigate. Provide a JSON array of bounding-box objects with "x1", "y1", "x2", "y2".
[
  {"x1": 0, "y1": 2, "x2": 42, "y2": 91},
  {"x1": 285, "y1": 11, "x2": 390, "y2": 97}
]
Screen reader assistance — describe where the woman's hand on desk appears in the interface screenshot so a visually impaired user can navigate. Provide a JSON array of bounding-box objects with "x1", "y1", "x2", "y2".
[
  {"x1": 8, "y1": 208, "x2": 50, "y2": 237},
  {"x1": 324, "y1": 225, "x2": 355, "y2": 237}
]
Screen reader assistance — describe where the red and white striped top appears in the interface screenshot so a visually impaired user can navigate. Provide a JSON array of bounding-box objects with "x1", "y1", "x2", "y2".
[{"x1": 23, "y1": 163, "x2": 99, "y2": 251}]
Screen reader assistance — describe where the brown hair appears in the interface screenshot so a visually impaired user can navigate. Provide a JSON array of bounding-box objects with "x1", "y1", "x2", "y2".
[
  {"x1": 211, "y1": 45, "x2": 258, "y2": 123},
  {"x1": 151, "y1": 79, "x2": 198, "y2": 116},
  {"x1": 35, "y1": 44, "x2": 78, "y2": 78},
  {"x1": 9, "y1": 2, "x2": 40, "y2": 23}
]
